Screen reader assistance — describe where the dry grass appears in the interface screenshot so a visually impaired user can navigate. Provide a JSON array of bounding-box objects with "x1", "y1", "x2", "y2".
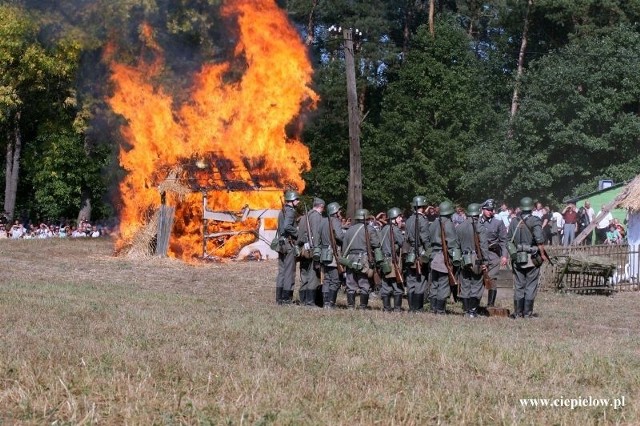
[{"x1": 1, "y1": 238, "x2": 639, "y2": 425}]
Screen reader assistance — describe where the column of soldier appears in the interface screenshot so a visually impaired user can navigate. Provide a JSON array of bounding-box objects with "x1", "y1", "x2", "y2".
[{"x1": 274, "y1": 190, "x2": 549, "y2": 318}]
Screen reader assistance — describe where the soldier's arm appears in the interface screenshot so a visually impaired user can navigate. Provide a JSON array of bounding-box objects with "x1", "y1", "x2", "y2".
[
  {"x1": 420, "y1": 217, "x2": 431, "y2": 250},
  {"x1": 284, "y1": 208, "x2": 298, "y2": 238},
  {"x1": 446, "y1": 220, "x2": 461, "y2": 250},
  {"x1": 394, "y1": 226, "x2": 405, "y2": 249},
  {"x1": 369, "y1": 225, "x2": 381, "y2": 248}
]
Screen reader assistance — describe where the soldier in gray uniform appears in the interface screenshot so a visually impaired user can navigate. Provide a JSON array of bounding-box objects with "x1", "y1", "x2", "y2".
[
  {"x1": 318, "y1": 202, "x2": 345, "y2": 309},
  {"x1": 456, "y1": 203, "x2": 490, "y2": 317},
  {"x1": 342, "y1": 209, "x2": 380, "y2": 309},
  {"x1": 297, "y1": 198, "x2": 325, "y2": 307},
  {"x1": 507, "y1": 197, "x2": 548, "y2": 318},
  {"x1": 404, "y1": 196, "x2": 431, "y2": 312},
  {"x1": 379, "y1": 207, "x2": 405, "y2": 312},
  {"x1": 275, "y1": 190, "x2": 300, "y2": 305},
  {"x1": 429, "y1": 200, "x2": 462, "y2": 314},
  {"x1": 479, "y1": 199, "x2": 508, "y2": 307}
]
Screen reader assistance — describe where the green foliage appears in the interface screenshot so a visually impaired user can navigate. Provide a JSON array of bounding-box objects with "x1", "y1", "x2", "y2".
[{"x1": 509, "y1": 25, "x2": 640, "y2": 202}]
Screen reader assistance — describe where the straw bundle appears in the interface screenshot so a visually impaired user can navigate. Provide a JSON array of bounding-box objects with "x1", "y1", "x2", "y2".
[{"x1": 617, "y1": 175, "x2": 640, "y2": 212}]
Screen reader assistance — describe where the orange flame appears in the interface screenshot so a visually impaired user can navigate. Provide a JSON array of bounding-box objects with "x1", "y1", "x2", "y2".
[{"x1": 106, "y1": 0, "x2": 317, "y2": 261}]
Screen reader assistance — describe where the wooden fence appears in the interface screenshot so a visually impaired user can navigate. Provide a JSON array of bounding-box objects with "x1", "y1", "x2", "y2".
[{"x1": 540, "y1": 244, "x2": 640, "y2": 293}]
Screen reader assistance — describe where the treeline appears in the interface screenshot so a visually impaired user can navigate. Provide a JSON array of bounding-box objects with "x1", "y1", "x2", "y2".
[{"x1": 1, "y1": 0, "x2": 640, "y2": 223}]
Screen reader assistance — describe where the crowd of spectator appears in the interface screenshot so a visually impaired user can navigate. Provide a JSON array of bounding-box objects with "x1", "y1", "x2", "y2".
[{"x1": 0, "y1": 215, "x2": 115, "y2": 240}]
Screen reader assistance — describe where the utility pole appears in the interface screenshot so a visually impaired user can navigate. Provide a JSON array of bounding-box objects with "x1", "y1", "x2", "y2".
[{"x1": 343, "y1": 28, "x2": 362, "y2": 220}]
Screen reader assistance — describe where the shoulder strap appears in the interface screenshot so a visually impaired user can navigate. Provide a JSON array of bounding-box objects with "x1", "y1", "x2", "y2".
[{"x1": 343, "y1": 224, "x2": 364, "y2": 256}]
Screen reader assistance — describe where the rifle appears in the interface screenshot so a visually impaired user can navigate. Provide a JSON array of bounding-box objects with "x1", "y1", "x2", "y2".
[
  {"x1": 327, "y1": 215, "x2": 345, "y2": 274},
  {"x1": 439, "y1": 218, "x2": 459, "y2": 288},
  {"x1": 413, "y1": 213, "x2": 423, "y2": 275},
  {"x1": 388, "y1": 223, "x2": 404, "y2": 286},
  {"x1": 364, "y1": 222, "x2": 382, "y2": 287},
  {"x1": 302, "y1": 203, "x2": 314, "y2": 259},
  {"x1": 471, "y1": 218, "x2": 494, "y2": 289}
]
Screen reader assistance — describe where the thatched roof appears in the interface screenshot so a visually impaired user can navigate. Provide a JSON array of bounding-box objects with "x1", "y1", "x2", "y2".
[{"x1": 617, "y1": 175, "x2": 640, "y2": 211}]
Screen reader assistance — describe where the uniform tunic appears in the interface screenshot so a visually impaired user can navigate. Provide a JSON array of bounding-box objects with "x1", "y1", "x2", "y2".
[
  {"x1": 297, "y1": 208, "x2": 323, "y2": 292},
  {"x1": 276, "y1": 204, "x2": 298, "y2": 293},
  {"x1": 478, "y1": 215, "x2": 507, "y2": 283},
  {"x1": 429, "y1": 216, "x2": 461, "y2": 301},
  {"x1": 507, "y1": 213, "x2": 545, "y2": 301},
  {"x1": 456, "y1": 217, "x2": 490, "y2": 299},
  {"x1": 342, "y1": 222, "x2": 380, "y2": 295},
  {"x1": 318, "y1": 215, "x2": 344, "y2": 293},
  {"x1": 404, "y1": 213, "x2": 431, "y2": 296},
  {"x1": 379, "y1": 223, "x2": 405, "y2": 297}
]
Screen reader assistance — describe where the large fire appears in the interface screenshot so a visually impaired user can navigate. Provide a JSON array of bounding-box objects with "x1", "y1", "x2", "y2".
[{"x1": 106, "y1": 0, "x2": 317, "y2": 260}]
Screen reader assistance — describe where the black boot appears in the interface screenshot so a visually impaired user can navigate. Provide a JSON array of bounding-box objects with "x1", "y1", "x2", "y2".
[
  {"x1": 315, "y1": 287, "x2": 324, "y2": 307},
  {"x1": 347, "y1": 292, "x2": 356, "y2": 309},
  {"x1": 393, "y1": 294, "x2": 403, "y2": 312},
  {"x1": 436, "y1": 299, "x2": 447, "y2": 314},
  {"x1": 430, "y1": 297, "x2": 437, "y2": 314},
  {"x1": 381, "y1": 295, "x2": 392, "y2": 312},
  {"x1": 487, "y1": 289, "x2": 497, "y2": 307},
  {"x1": 510, "y1": 298, "x2": 525, "y2": 318},
  {"x1": 330, "y1": 290, "x2": 338, "y2": 308},
  {"x1": 281, "y1": 289, "x2": 292, "y2": 305},
  {"x1": 462, "y1": 297, "x2": 469, "y2": 316},
  {"x1": 407, "y1": 293, "x2": 415, "y2": 312},
  {"x1": 299, "y1": 289, "x2": 306, "y2": 306},
  {"x1": 359, "y1": 293, "x2": 370, "y2": 310},
  {"x1": 467, "y1": 298, "x2": 479, "y2": 318},
  {"x1": 524, "y1": 299, "x2": 536, "y2": 318},
  {"x1": 306, "y1": 290, "x2": 321, "y2": 308},
  {"x1": 323, "y1": 292, "x2": 330, "y2": 309},
  {"x1": 415, "y1": 293, "x2": 425, "y2": 313},
  {"x1": 276, "y1": 287, "x2": 284, "y2": 305}
]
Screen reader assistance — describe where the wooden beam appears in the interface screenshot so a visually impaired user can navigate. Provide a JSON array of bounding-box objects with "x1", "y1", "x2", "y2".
[{"x1": 572, "y1": 185, "x2": 631, "y2": 245}]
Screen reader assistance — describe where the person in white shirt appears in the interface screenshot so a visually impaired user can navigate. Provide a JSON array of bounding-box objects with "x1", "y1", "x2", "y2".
[{"x1": 551, "y1": 209, "x2": 564, "y2": 245}]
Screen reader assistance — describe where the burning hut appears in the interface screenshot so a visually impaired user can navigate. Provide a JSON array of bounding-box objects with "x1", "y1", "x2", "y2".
[{"x1": 106, "y1": 0, "x2": 317, "y2": 262}]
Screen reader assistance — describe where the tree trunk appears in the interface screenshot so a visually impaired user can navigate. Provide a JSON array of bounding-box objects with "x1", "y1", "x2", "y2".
[
  {"x1": 429, "y1": 0, "x2": 435, "y2": 36},
  {"x1": 304, "y1": 0, "x2": 318, "y2": 46},
  {"x1": 509, "y1": 0, "x2": 533, "y2": 123},
  {"x1": 4, "y1": 112, "x2": 22, "y2": 221},
  {"x1": 344, "y1": 28, "x2": 362, "y2": 220}
]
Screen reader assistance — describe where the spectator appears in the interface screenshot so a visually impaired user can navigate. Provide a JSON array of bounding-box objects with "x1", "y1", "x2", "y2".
[
  {"x1": 577, "y1": 206, "x2": 590, "y2": 239},
  {"x1": 596, "y1": 205, "x2": 614, "y2": 244},
  {"x1": 496, "y1": 203, "x2": 511, "y2": 227},
  {"x1": 550, "y1": 207, "x2": 564, "y2": 246},
  {"x1": 613, "y1": 218, "x2": 626, "y2": 240},
  {"x1": 0, "y1": 223, "x2": 7, "y2": 239},
  {"x1": 532, "y1": 201, "x2": 545, "y2": 218},
  {"x1": 562, "y1": 204, "x2": 578, "y2": 246},
  {"x1": 452, "y1": 206, "x2": 466, "y2": 227},
  {"x1": 10, "y1": 220, "x2": 25, "y2": 239},
  {"x1": 583, "y1": 200, "x2": 595, "y2": 223},
  {"x1": 90, "y1": 225, "x2": 101, "y2": 238},
  {"x1": 605, "y1": 223, "x2": 622, "y2": 245}
]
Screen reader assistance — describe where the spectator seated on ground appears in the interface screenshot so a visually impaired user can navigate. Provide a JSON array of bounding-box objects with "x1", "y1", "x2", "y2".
[
  {"x1": 0, "y1": 224, "x2": 7, "y2": 239},
  {"x1": 606, "y1": 224, "x2": 622, "y2": 245}
]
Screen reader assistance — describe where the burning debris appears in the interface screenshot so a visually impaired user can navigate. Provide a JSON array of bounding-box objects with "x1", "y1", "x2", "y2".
[{"x1": 106, "y1": 0, "x2": 317, "y2": 262}]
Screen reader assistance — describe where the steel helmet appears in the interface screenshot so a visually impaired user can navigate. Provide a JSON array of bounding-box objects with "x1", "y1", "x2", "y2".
[
  {"x1": 412, "y1": 196, "x2": 427, "y2": 208},
  {"x1": 387, "y1": 207, "x2": 402, "y2": 221},
  {"x1": 520, "y1": 197, "x2": 534, "y2": 212},
  {"x1": 327, "y1": 202, "x2": 341, "y2": 216},
  {"x1": 284, "y1": 190, "x2": 300, "y2": 202},
  {"x1": 354, "y1": 209, "x2": 369, "y2": 220},
  {"x1": 439, "y1": 200, "x2": 454, "y2": 216},
  {"x1": 467, "y1": 203, "x2": 481, "y2": 217}
]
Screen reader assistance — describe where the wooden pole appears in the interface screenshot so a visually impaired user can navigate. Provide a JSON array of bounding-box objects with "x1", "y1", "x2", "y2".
[{"x1": 344, "y1": 28, "x2": 362, "y2": 220}]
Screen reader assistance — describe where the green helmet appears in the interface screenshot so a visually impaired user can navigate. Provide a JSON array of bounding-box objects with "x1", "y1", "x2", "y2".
[
  {"x1": 327, "y1": 202, "x2": 341, "y2": 216},
  {"x1": 520, "y1": 197, "x2": 534, "y2": 212},
  {"x1": 284, "y1": 190, "x2": 299, "y2": 202},
  {"x1": 412, "y1": 196, "x2": 427, "y2": 208},
  {"x1": 467, "y1": 203, "x2": 481, "y2": 217},
  {"x1": 387, "y1": 207, "x2": 402, "y2": 221},
  {"x1": 439, "y1": 200, "x2": 454, "y2": 216},
  {"x1": 354, "y1": 208, "x2": 369, "y2": 220}
]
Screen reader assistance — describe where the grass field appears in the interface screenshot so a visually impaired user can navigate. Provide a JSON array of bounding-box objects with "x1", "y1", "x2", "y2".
[{"x1": 1, "y1": 238, "x2": 638, "y2": 424}]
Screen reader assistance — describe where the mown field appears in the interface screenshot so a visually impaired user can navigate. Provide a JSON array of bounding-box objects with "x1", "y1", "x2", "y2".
[{"x1": 0, "y1": 238, "x2": 638, "y2": 425}]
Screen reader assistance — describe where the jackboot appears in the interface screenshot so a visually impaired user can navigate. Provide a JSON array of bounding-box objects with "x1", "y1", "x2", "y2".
[
  {"x1": 381, "y1": 295, "x2": 392, "y2": 312},
  {"x1": 323, "y1": 292, "x2": 330, "y2": 309},
  {"x1": 487, "y1": 289, "x2": 497, "y2": 307},
  {"x1": 306, "y1": 290, "x2": 321, "y2": 308},
  {"x1": 299, "y1": 289, "x2": 306, "y2": 306},
  {"x1": 510, "y1": 298, "x2": 525, "y2": 318},
  {"x1": 467, "y1": 298, "x2": 479, "y2": 318},
  {"x1": 407, "y1": 293, "x2": 415, "y2": 312},
  {"x1": 281, "y1": 289, "x2": 292, "y2": 305},
  {"x1": 430, "y1": 297, "x2": 437, "y2": 314},
  {"x1": 346, "y1": 292, "x2": 356, "y2": 309},
  {"x1": 435, "y1": 299, "x2": 447, "y2": 315},
  {"x1": 330, "y1": 289, "x2": 338, "y2": 308},
  {"x1": 461, "y1": 297, "x2": 469, "y2": 316},
  {"x1": 524, "y1": 299, "x2": 536, "y2": 318},
  {"x1": 415, "y1": 293, "x2": 425, "y2": 313},
  {"x1": 359, "y1": 293, "x2": 370, "y2": 310},
  {"x1": 393, "y1": 294, "x2": 403, "y2": 312},
  {"x1": 276, "y1": 287, "x2": 284, "y2": 305}
]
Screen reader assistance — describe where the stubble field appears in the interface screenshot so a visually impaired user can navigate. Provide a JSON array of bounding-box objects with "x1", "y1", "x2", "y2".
[{"x1": 0, "y1": 238, "x2": 638, "y2": 425}]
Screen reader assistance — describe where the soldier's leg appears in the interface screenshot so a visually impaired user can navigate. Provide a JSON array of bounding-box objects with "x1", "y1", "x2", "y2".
[
  {"x1": 299, "y1": 258, "x2": 312, "y2": 305},
  {"x1": 511, "y1": 266, "x2": 527, "y2": 317},
  {"x1": 322, "y1": 265, "x2": 339, "y2": 308},
  {"x1": 358, "y1": 275, "x2": 372, "y2": 309},
  {"x1": 345, "y1": 271, "x2": 357, "y2": 309},
  {"x1": 391, "y1": 282, "x2": 403, "y2": 311},
  {"x1": 436, "y1": 272, "x2": 451, "y2": 313},
  {"x1": 428, "y1": 269, "x2": 438, "y2": 312},
  {"x1": 414, "y1": 270, "x2": 428, "y2": 312},
  {"x1": 524, "y1": 267, "x2": 541, "y2": 317},
  {"x1": 380, "y1": 279, "x2": 393, "y2": 311},
  {"x1": 468, "y1": 273, "x2": 484, "y2": 317},
  {"x1": 486, "y1": 253, "x2": 500, "y2": 307},
  {"x1": 276, "y1": 253, "x2": 286, "y2": 304},
  {"x1": 459, "y1": 269, "x2": 472, "y2": 315}
]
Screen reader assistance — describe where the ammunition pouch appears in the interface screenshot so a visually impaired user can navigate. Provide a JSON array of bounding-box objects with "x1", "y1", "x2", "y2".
[
  {"x1": 531, "y1": 253, "x2": 544, "y2": 267},
  {"x1": 312, "y1": 246, "x2": 322, "y2": 262},
  {"x1": 404, "y1": 251, "x2": 416, "y2": 265},
  {"x1": 420, "y1": 247, "x2": 432, "y2": 263},
  {"x1": 462, "y1": 252, "x2": 478, "y2": 271},
  {"x1": 450, "y1": 248, "x2": 462, "y2": 267},
  {"x1": 515, "y1": 251, "x2": 529, "y2": 265},
  {"x1": 320, "y1": 247, "x2": 334, "y2": 264},
  {"x1": 380, "y1": 258, "x2": 392, "y2": 275},
  {"x1": 507, "y1": 242, "x2": 518, "y2": 260},
  {"x1": 299, "y1": 242, "x2": 312, "y2": 259}
]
